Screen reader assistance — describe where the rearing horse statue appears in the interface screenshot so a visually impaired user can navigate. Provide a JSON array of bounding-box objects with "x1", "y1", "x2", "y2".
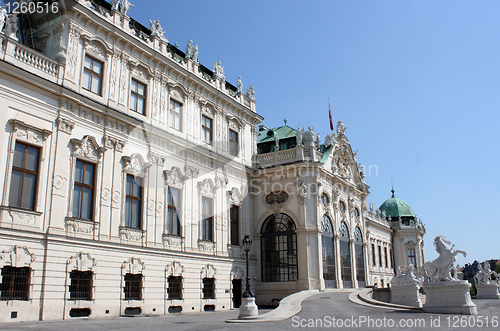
[{"x1": 423, "y1": 235, "x2": 466, "y2": 282}]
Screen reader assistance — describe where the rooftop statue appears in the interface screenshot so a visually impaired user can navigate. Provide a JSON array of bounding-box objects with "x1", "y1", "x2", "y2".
[
  {"x1": 111, "y1": 0, "x2": 120, "y2": 11},
  {"x1": 237, "y1": 76, "x2": 243, "y2": 93},
  {"x1": 337, "y1": 120, "x2": 347, "y2": 135},
  {"x1": 246, "y1": 85, "x2": 255, "y2": 101},
  {"x1": 4, "y1": 13, "x2": 18, "y2": 39},
  {"x1": 185, "y1": 40, "x2": 193, "y2": 59},
  {"x1": 213, "y1": 61, "x2": 225, "y2": 80},
  {"x1": 0, "y1": 5, "x2": 6, "y2": 31},
  {"x1": 274, "y1": 133, "x2": 280, "y2": 151},
  {"x1": 192, "y1": 45, "x2": 198, "y2": 62},
  {"x1": 307, "y1": 127, "x2": 315, "y2": 147},
  {"x1": 424, "y1": 235, "x2": 466, "y2": 282},
  {"x1": 296, "y1": 127, "x2": 304, "y2": 146},
  {"x1": 474, "y1": 261, "x2": 499, "y2": 285},
  {"x1": 120, "y1": 0, "x2": 133, "y2": 16},
  {"x1": 150, "y1": 19, "x2": 165, "y2": 39}
]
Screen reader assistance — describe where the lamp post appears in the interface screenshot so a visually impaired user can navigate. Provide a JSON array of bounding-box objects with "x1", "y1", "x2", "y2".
[
  {"x1": 238, "y1": 235, "x2": 258, "y2": 319},
  {"x1": 242, "y1": 235, "x2": 254, "y2": 298}
]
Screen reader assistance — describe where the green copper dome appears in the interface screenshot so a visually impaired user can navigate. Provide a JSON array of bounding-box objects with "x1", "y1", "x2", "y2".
[{"x1": 379, "y1": 189, "x2": 415, "y2": 218}]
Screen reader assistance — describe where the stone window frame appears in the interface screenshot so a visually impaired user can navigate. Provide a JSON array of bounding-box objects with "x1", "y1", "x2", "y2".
[
  {"x1": 200, "y1": 264, "x2": 217, "y2": 300},
  {"x1": 163, "y1": 167, "x2": 185, "y2": 245},
  {"x1": 226, "y1": 115, "x2": 243, "y2": 158},
  {"x1": 2, "y1": 119, "x2": 51, "y2": 218},
  {"x1": 121, "y1": 257, "x2": 145, "y2": 302},
  {"x1": 0, "y1": 246, "x2": 35, "y2": 302},
  {"x1": 166, "y1": 261, "x2": 185, "y2": 301},
  {"x1": 66, "y1": 136, "x2": 105, "y2": 225},
  {"x1": 65, "y1": 252, "x2": 97, "y2": 302},
  {"x1": 167, "y1": 85, "x2": 186, "y2": 132},
  {"x1": 197, "y1": 178, "x2": 218, "y2": 245},
  {"x1": 80, "y1": 35, "x2": 112, "y2": 100},
  {"x1": 129, "y1": 78, "x2": 147, "y2": 116},
  {"x1": 120, "y1": 154, "x2": 151, "y2": 233},
  {"x1": 201, "y1": 105, "x2": 215, "y2": 146},
  {"x1": 127, "y1": 60, "x2": 152, "y2": 119}
]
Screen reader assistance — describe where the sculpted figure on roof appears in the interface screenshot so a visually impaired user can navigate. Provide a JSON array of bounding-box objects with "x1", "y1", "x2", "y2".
[
  {"x1": 186, "y1": 40, "x2": 193, "y2": 59},
  {"x1": 120, "y1": 0, "x2": 133, "y2": 15}
]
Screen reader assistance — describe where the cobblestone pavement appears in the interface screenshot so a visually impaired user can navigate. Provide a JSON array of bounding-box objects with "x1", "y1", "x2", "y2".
[{"x1": 1, "y1": 293, "x2": 499, "y2": 331}]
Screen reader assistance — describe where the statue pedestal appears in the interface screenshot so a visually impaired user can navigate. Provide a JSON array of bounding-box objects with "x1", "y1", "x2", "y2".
[
  {"x1": 238, "y1": 297, "x2": 258, "y2": 319},
  {"x1": 476, "y1": 283, "x2": 500, "y2": 299},
  {"x1": 423, "y1": 281, "x2": 477, "y2": 315},
  {"x1": 390, "y1": 284, "x2": 422, "y2": 307}
]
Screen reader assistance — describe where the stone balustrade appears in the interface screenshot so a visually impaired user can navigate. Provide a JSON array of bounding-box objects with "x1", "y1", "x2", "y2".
[{"x1": 256, "y1": 146, "x2": 322, "y2": 168}]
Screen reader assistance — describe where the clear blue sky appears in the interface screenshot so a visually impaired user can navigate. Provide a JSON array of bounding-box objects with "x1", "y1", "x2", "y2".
[{"x1": 130, "y1": 0, "x2": 499, "y2": 266}]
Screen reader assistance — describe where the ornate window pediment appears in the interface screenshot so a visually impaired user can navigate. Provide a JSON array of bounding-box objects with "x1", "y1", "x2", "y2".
[
  {"x1": 122, "y1": 257, "x2": 145, "y2": 274},
  {"x1": 164, "y1": 166, "x2": 185, "y2": 188},
  {"x1": 122, "y1": 153, "x2": 151, "y2": 176},
  {"x1": 201, "y1": 264, "x2": 216, "y2": 278},
  {"x1": 231, "y1": 266, "x2": 243, "y2": 279},
  {"x1": 197, "y1": 178, "x2": 217, "y2": 197},
  {"x1": 228, "y1": 185, "x2": 247, "y2": 206},
  {"x1": 81, "y1": 34, "x2": 112, "y2": 60},
  {"x1": 226, "y1": 115, "x2": 243, "y2": 131},
  {"x1": 10, "y1": 118, "x2": 51, "y2": 147},
  {"x1": 166, "y1": 261, "x2": 185, "y2": 277},
  {"x1": 70, "y1": 135, "x2": 105, "y2": 162},
  {"x1": 0, "y1": 245, "x2": 35, "y2": 268},
  {"x1": 405, "y1": 240, "x2": 416, "y2": 249},
  {"x1": 67, "y1": 252, "x2": 96, "y2": 271}
]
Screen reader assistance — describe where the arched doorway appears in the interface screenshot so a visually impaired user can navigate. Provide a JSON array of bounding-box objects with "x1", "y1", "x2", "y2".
[
  {"x1": 354, "y1": 227, "x2": 366, "y2": 288},
  {"x1": 339, "y1": 222, "x2": 352, "y2": 288},
  {"x1": 321, "y1": 215, "x2": 336, "y2": 288},
  {"x1": 261, "y1": 214, "x2": 298, "y2": 282}
]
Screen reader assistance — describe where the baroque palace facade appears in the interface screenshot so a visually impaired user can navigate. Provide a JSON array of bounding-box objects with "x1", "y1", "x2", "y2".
[{"x1": 0, "y1": 0, "x2": 425, "y2": 323}]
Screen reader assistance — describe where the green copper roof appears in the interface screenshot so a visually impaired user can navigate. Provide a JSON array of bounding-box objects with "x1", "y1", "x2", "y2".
[
  {"x1": 379, "y1": 189, "x2": 415, "y2": 218},
  {"x1": 257, "y1": 126, "x2": 297, "y2": 144}
]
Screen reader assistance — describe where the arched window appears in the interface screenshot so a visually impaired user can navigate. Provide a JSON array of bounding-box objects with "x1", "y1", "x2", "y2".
[
  {"x1": 261, "y1": 214, "x2": 297, "y2": 282},
  {"x1": 321, "y1": 215, "x2": 336, "y2": 288},
  {"x1": 339, "y1": 222, "x2": 352, "y2": 288},
  {"x1": 354, "y1": 227, "x2": 365, "y2": 288}
]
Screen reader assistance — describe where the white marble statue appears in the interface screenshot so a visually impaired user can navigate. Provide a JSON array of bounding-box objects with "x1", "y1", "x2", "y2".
[
  {"x1": 237, "y1": 76, "x2": 243, "y2": 93},
  {"x1": 423, "y1": 235, "x2": 466, "y2": 282},
  {"x1": 296, "y1": 127, "x2": 304, "y2": 146},
  {"x1": 0, "y1": 5, "x2": 7, "y2": 32},
  {"x1": 192, "y1": 45, "x2": 198, "y2": 62},
  {"x1": 4, "y1": 13, "x2": 18, "y2": 39},
  {"x1": 185, "y1": 40, "x2": 193, "y2": 59},
  {"x1": 391, "y1": 264, "x2": 423, "y2": 286},
  {"x1": 337, "y1": 120, "x2": 347, "y2": 135},
  {"x1": 474, "y1": 262, "x2": 499, "y2": 285},
  {"x1": 307, "y1": 127, "x2": 315, "y2": 147},
  {"x1": 213, "y1": 61, "x2": 225, "y2": 80},
  {"x1": 274, "y1": 133, "x2": 280, "y2": 151},
  {"x1": 246, "y1": 85, "x2": 255, "y2": 100},
  {"x1": 111, "y1": 0, "x2": 120, "y2": 11},
  {"x1": 149, "y1": 19, "x2": 164, "y2": 39},
  {"x1": 120, "y1": 0, "x2": 133, "y2": 15},
  {"x1": 315, "y1": 132, "x2": 321, "y2": 146}
]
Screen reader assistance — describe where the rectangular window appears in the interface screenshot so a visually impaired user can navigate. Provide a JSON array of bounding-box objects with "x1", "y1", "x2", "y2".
[
  {"x1": 69, "y1": 270, "x2": 93, "y2": 301},
  {"x1": 229, "y1": 129, "x2": 239, "y2": 157},
  {"x1": 201, "y1": 197, "x2": 213, "y2": 241},
  {"x1": 169, "y1": 100, "x2": 182, "y2": 131},
  {"x1": 130, "y1": 79, "x2": 147, "y2": 115},
  {"x1": 9, "y1": 142, "x2": 39, "y2": 210},
  {"x1": 384, "y1": 247, "x2": 388, "y2": 268},
  {"x1": 167, "y1": 187, "x2": 181, "y2": 236},
  {"x1": 230, "y1": 205, "x2": 239, "y2": 246},
  {"x1": 408, "y1": 249, "x2": 416, "y2": 266},
  {"x1": 371, "y1": 244, "x2": 376, "y2": 266},
  {"x1": 73, "y1": 160, "x2": 95, "y2": 220},
  {"x1": 82, "y1": 55, "x2": 103, "y2": 95},
  {"x1": 378, "y1": 246, "x2": 382, "y2": 267},
  {"x1": 202, "y1": 115, "x2": 212, "y2": 145},
  {"x1": 0, "y1": 266, "x2": 30, "y2": 301},
  {"x1": 202, "y1": 277, "x2": 215, "y2": 299},
  {"x1": 125, "y1": 175, "x2": 142, "y2": 228},
  {"x1": 167, "y1": 276, "x2": 183, "y2": 300},
  {"x1": 124, "y1": 273, "x2": 142, "y2": 300}
]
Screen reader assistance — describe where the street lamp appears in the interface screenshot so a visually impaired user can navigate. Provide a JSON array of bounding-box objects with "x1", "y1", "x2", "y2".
[
  {"x1": 238, "y1": 235, "x2": 258, "y2": 319},
  {"x1": 242, "y1": 235, "x2": 254, "y2": 298}
]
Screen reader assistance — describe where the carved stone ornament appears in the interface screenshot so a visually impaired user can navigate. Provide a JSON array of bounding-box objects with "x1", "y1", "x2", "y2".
[
  {"x1": 166, "y1": 261, "x2": 185, "y2": 277},
  {"x1": 198, "y1": 240, "x2": 215, "y2": 252},
  {"x1": 56, "y1": 117, "x2": 75, "y2": 134},
  {"x1": 122, "y1": 257, "x2": 145, "y2": 274},
  {"x1": 197, "y1": 178, "x2": 217, "y2": 197},
  {"x1": 71, "y1": 135, "x2": 105, "y2": 162},
  {"x1": 122, "y1": 153, "x2": 151, "y2": 176},
  {"x1": 201, "y1": 264, "x2": 216, "y2": 278},
  {"x1": 66, "y1": 218, "x2": 97, "y2": 235},
  {"x1": 163, "y1": 234, "x2": 182, "y2": 247},
  {"x1": 332, "y1": 144, "x2": 353, "y2": 180},
  {"x1": 67, "y1": 252, "x2": 96, "y2": 271},
  {"x1": 0, "y1": 245, "x2": 35, "y2": 268},
  {"x1": 10, "y1": 119, "x2": 51, "y2": 147},
  {"x1": 231, "y1": 266, "x2": 243, "y2": 280},
  {"x1": 81, "y1": 35, "x2": 112, "y2": 60},
  {"x1": 296, "y1": 180, "x2": 308, "y2": 205},
  {"x1": 184, "y1": 165, "x2": 199, "y2": 178},
  {"x1": 119, "y1": 227, "x2": 143, "y2": 242},
  {"x1": 164, "y1": 166, "x2": 185, "y2": 187},
  {"x1": 228, "y1": 187, "x2": 243, "y2": 206}
]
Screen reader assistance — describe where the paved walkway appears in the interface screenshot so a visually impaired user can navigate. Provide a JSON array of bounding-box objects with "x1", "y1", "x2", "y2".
[{"x1": 1, "y1": 291, "x2": 499, "y2": 330}]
